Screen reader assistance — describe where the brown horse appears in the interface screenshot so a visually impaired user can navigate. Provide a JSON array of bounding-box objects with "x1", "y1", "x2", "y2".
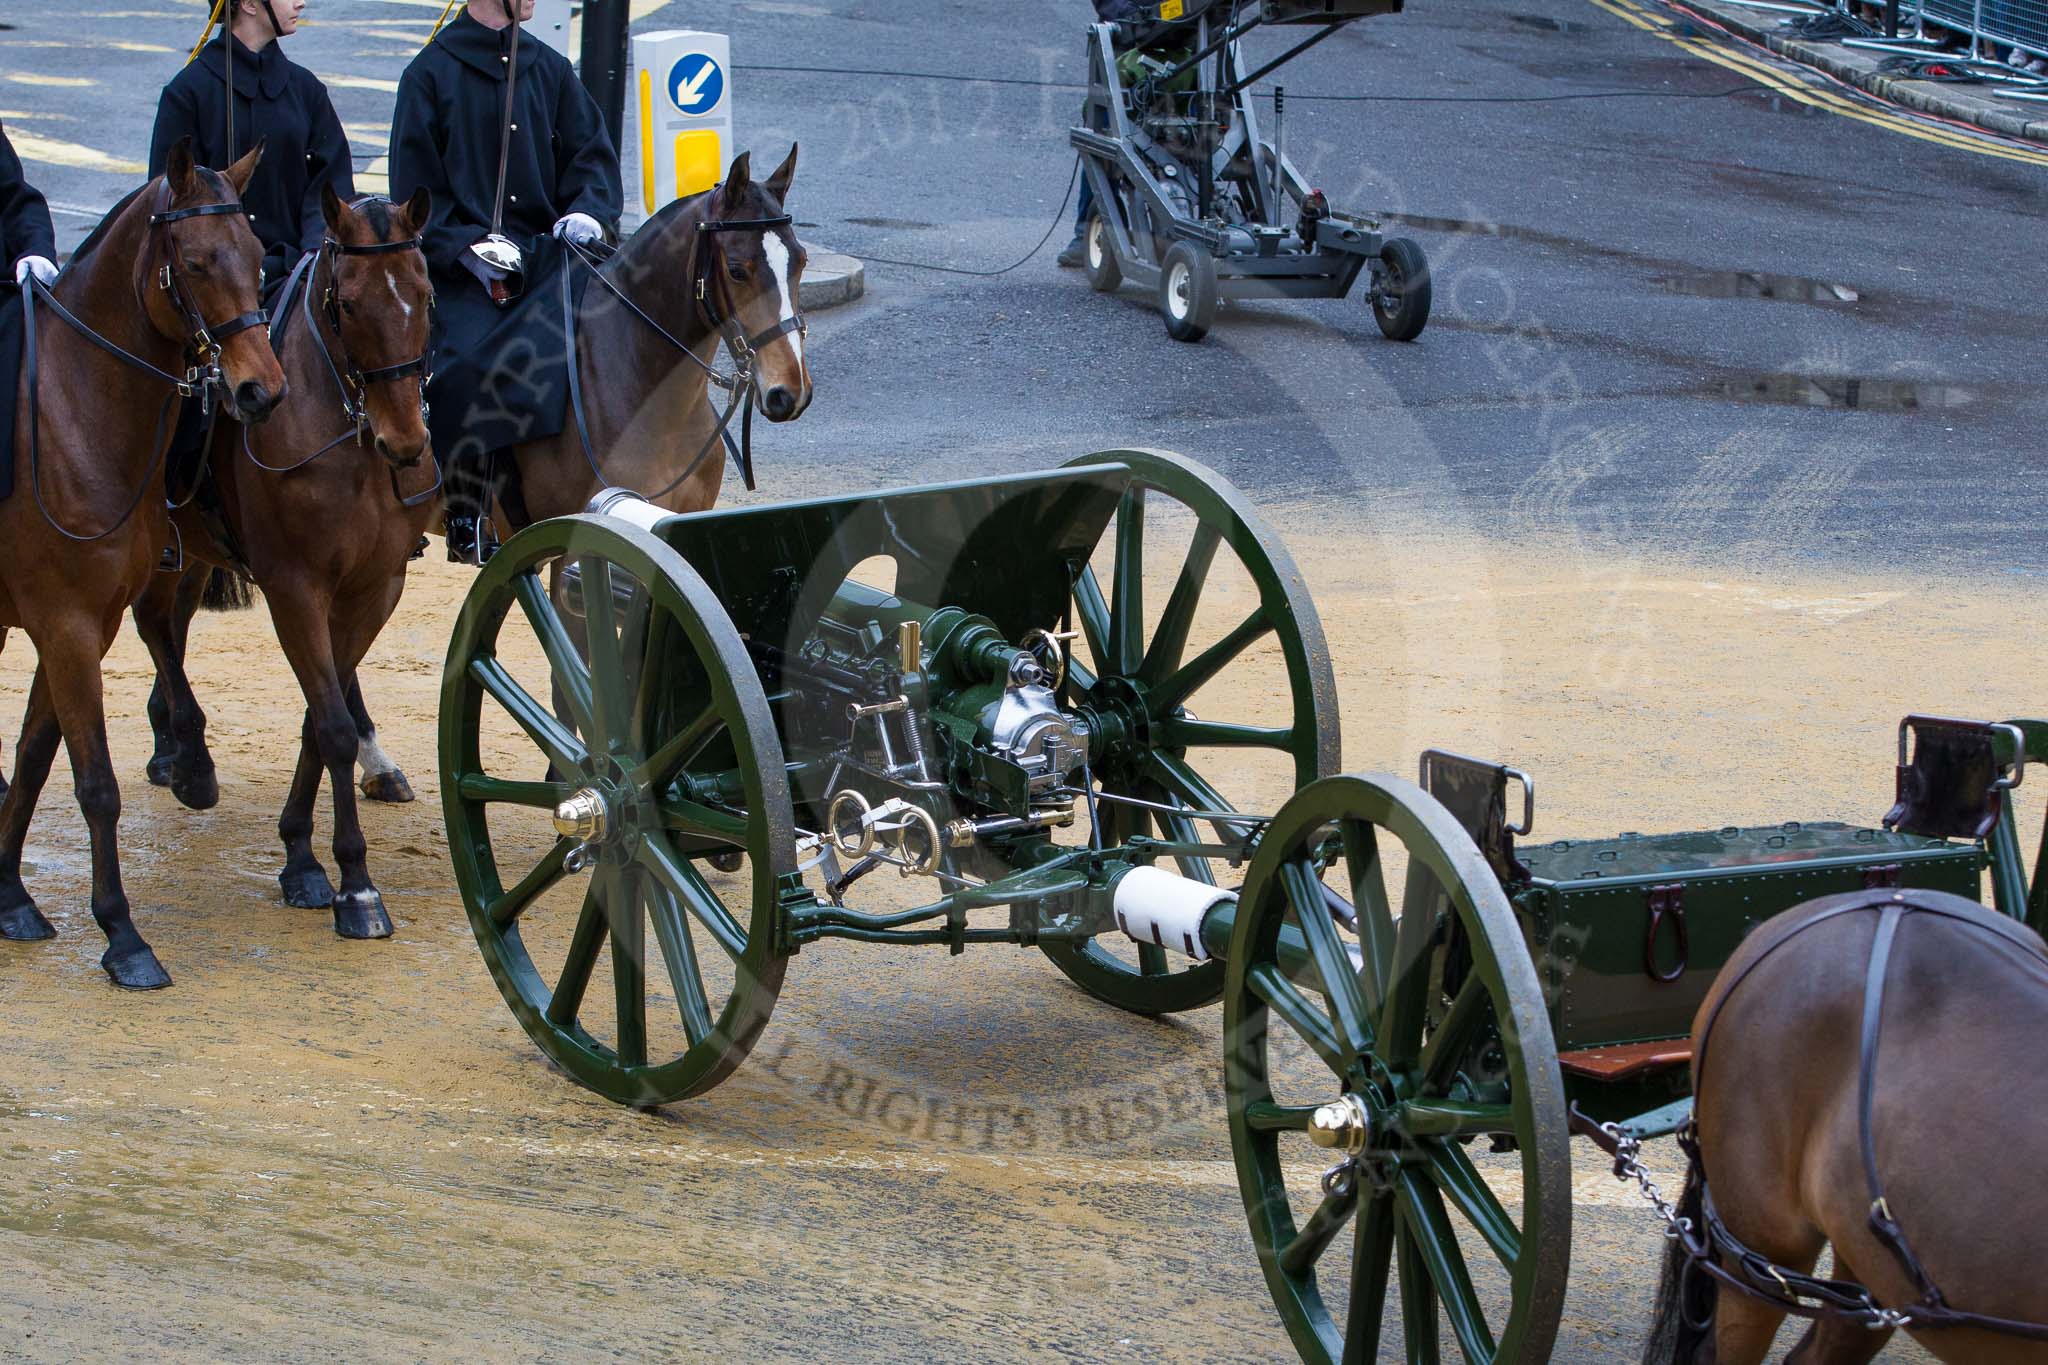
[
  {"x1": 0, "y1": 140, "x2": 284, "y2": 989},
  {"x1": 1644, "y1": 888, "x2": 2048, "y2": 1364},
  {"x1": 341, "y1": 145, "x2": 814, "y2": 801},
  {"x1": 132, "y1": 187, "x2": 436, "y2": 940}
]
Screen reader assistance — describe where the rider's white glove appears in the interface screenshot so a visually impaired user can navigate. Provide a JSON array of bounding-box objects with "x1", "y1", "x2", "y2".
[
  {"x1": 13, "y1": 255, "x2": 57, "y2": 287},
  {"x1": 552, "y1": 213, "x2": 603, "y2": 247}
]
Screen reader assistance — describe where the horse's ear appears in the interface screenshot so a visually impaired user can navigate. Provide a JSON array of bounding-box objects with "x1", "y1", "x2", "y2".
[
  {"x1": 764, "y1": 143, "x2": 797, "y2": 205},
  {"x1": 724, "y1": 150, "x2": 753, "y2": 195},
  {"x1": 399, "y1": 185, "x2": 433, "y2": 237},
  {"x1": 321, "y1": 181, "x2": 348, "y2": 237},
  {"x1": 224, "y1": 137, "x2": 266, "y2": 195},
  {"x1": 166, "y1": 136, "x2": 197, "y2": 200}
]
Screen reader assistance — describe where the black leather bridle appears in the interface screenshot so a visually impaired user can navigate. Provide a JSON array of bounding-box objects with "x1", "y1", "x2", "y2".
[
  {"x1": 20, "y1": 188, "x2": 271, "y2": 542},
  {"x1": 692, "y1": 211, "x2": 809, "y2": 371}
]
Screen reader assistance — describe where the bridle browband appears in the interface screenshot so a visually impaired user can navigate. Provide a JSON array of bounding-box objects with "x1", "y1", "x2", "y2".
[
  {"x1": 19, "y1": 182, "x2": 272, "y2": 542},
  {"x1": 556, "y1": 194, "x2": 808, "y2": 502},
  {"x1": 241, "y1": 206, "x2": 439, "y2": 507}
]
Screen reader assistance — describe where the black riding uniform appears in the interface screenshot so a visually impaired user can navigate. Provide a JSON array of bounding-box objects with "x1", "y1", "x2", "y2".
[
  {"x1": 149, "y1": 31, "x2": 355, "y2": 294},
  {"x1": 389, "y1": 8, "x2": 621, "y2": 557},
  {"x1": 0, "y1": 119, "x2": 57, "y2": 500},
  {"x1": 149, "y1": 30, "x2": 354, "y2": 496}
]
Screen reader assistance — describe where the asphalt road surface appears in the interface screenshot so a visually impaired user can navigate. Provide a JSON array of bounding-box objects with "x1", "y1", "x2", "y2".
[{"x1": 1, "y1": 1, "x2": 2043, "y2": 1362}]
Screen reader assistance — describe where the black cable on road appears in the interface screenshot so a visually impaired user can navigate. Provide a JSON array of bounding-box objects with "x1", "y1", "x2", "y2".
[{"x1": 840, "y1": 156, "x2": 1081, "y2": 277}]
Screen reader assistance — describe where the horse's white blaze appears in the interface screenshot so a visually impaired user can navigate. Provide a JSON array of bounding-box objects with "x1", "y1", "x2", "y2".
[
  {"x1": 761, "y1": 233, "x2": 803, "y2": 368},
  {"x1": 358, "y1": 727, "x2": 401, "y2": 781},
  {"x1": 387, "y1": 275, "x2": 412, "y2": 323}
]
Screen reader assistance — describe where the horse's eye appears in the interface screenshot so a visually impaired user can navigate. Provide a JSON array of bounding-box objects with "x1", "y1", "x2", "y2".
[
  {"x1": 183, "y1": 257, "x2": 207, "y2": 275},
  {"x1": 340, "y1": 299, "x2": 355, "y2": 316},
  {"x1": 726, "y1": 263, "x2": 748, "y2": 284}
]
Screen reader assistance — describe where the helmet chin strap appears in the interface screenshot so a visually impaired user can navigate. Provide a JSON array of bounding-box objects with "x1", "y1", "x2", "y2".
[{"x1": 260, "y1": 0, "x2": 286, "y2": 38}]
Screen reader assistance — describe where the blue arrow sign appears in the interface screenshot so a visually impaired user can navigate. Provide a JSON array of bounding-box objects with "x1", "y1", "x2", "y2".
[{"x1": 667, "y1": 53, "x2": 725, "y2": 117}]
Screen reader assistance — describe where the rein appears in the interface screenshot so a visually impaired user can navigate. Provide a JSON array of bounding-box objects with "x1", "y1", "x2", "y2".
[
  {"x1": 240, "y1": 225, "x2": 439, "y2": 509},
  {"x1": 19, "y1": 191, "x2": 268, "y2": 542},
  {"x1": 1600, "y1": 892, "x2": 2048, "y2": 1340},
  {"x1": 558, "y1": 204, "x2": 806, "y2": 501}
]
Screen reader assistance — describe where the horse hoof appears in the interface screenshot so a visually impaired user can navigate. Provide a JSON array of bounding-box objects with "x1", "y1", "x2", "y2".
[
  {"x1": 333, "y1": 890, "x2": 394, "y2": 941},
  {"x1": 145, "y1": 755, "x2": 175, "y2": 788},
  {"x1": 0, "y1": 899, "x2": 56, "y2": 942},
  {"x1": 279, "y1": 865, "x2": 336, "y2": 910},
  {"x1": 360, "y1": 771, "x2": 416, "y2": 805},
  {"x1": 101, "y1": 945, "x2": 172, "y2": 991},
  {"x1": 171, "y1": 767, "x2": 220, "y2": 812}
]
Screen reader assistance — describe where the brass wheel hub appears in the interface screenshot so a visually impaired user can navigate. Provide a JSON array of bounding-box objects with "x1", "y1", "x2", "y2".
[
  {"x1": 552, "y1": 787, "x2": 611, "y2": 843},
  {"x1": 1307, "y1": 1093, "x2": 1373, "y2": 1157}
]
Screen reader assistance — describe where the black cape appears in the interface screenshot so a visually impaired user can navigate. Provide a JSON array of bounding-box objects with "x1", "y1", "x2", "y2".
[
  {"x1": 149, "y1": 33, "x2": 354, "y2": 291},
  {"x1": 390, "y1": 10, "x2": 621, "y2": 468},
  {"x1": 1, "y1": 120, "x2": 57, "y2": 503}
]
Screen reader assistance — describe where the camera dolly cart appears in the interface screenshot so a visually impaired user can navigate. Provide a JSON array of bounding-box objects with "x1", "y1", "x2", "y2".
[{"x1": 1070, "y1": 0, "x2": 1432, "y2": 343}]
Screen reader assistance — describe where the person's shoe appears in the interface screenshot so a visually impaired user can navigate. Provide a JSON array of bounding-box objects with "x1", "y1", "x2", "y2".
[
  {"x1": 445, "y1": 515, "x2": 499, "y2": 566},
  {"x1": 1056, "y1": 233, "x2": 1087, "y2": 268}
]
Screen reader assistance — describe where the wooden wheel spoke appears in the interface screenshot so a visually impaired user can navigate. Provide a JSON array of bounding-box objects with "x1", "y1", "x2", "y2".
[
  {"x1": 1243, "y1": 1101, "x2": 1319, "y2": 1131},
  {"x1": 1155, "y1": 716, "x2": 1295, "y2": 750},
  {"x1": 1342, "y1": 1192, "x2": 1397, "y2": 1365},
  {"x1": 1144, "y1": 752, "x2": 1255, "y2": 841},
  {"x1": 1397, "y1": 1171, "x2": 1498, "y2": 1362},
  {"x1": 1152, "y1": 804, "x2": 1218, "y2": 885},
  {"x1": 657, "y1": 795, "x2": 748, "y2": 843},
  {"x1": 1107, "y1": 487, "x2": 1146, "y2": 676},
  {"x1": 580, "y1": 558, "x2": 631, "y2": 750},
  {"x1": 1378, "y1": 858, "x2": 1450, "y2": 1068},
  {"x1": 1396, "y1": 1220, "x2": 1441, "y2": 1364},
  {"x1": 631, "y1": 701, "x2": 725, "y2": 790},
  {"x1": 1138, "y1": 521, "x2": 1221, "y2": 685},
  {"x1": 1280, "y1": 859, "x2": 1372, "y2": 1056},
  {"x1": 609, "y1": 864, "x2": 647, "y2": 1069},
  {"x1": 546, "y1": 886, "x2": 609, "y2": 1026},
  {"x1": 1421, "y1": 976, "x2": 1490, "y2": 1092},
  {"x1": 1247, "y1": 962, "x2": 1347, "y2": 1071},
  {"x1": 458, "y1": 774, "x2": 572, "y2": 810},
  {"x1": 1423, "y1": 1142, "x2": 1522, "y2": 1270},
  {"x1": 638, "y1": 836, "x2": 748, "y2": 960},
  {"x1": 645, "y1": 879, "x2": 715, "y2": 1046},
  {"x1": 1341, "y1": 819, "x2": 1396, "y2": 1014},
  {"x1": 472, "y1": 657, "x2": 586, "y2": 776},
  {"x1": 1072, "y1": 566, "x2": 1113, "y2": 674},
  {"x1": 488, "y1": 838, "x2": 573, "y2": 927},
  {"x1": 1136, "y1": 941, "x2": 1169, "y2": 976},
  {"x1": 1279, "y1": 1181, "x2": 1359, "y2": 1278},
  {"x1": 511, "y1": 572, "x2": 596, "y2": 741},
  {"x1": 1400, "y1": 1100, "x2": 1515, "y2": 1140},
  {"x1": 1151, "y1": 608, "x2": 1273, "y2": 715},
  {"x1": 614, "y1": 577, "x2": 653, "y2": 724}
]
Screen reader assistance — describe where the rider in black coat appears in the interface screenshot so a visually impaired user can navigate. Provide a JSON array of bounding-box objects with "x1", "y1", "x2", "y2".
[
  {"x1": 149, "y1": 0, "x2": 354, "y2": 294},
  {"x1": 0, "y1": 119, "x2": 58, "y2": 500},
  {"x1": 390, "y1": 0, "x2": 622, "y2": 563}
]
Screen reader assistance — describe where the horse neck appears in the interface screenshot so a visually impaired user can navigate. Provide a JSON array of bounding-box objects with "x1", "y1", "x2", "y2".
[
  {"x1": 258, "y1": 251, "x2": 352, "y2": 469},
  {"x1": 590, "y1": 198, "x2": 725, "y2": 375}
]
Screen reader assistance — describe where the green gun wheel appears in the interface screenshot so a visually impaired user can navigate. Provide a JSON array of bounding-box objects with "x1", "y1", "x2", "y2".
[
  {"x1": 1042, "y1": 448, "x2": 1340, "y2": 1015},
  {"x1": 442, "y1": 515, "x2": 795, "y2": 1107},
  {"x1": 1225, "y1": 773, "x2": 1569, "y2": 1363}
]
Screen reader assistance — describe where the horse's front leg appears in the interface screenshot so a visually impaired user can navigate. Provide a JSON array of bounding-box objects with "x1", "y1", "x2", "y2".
[
  {"x1": 133, "y1": 566, "x2": 218, "y2": 810},
  {"x1": 348, "y1": 672, "x2": 414, "y2": 805},
  {"x1": 41, "y1": 638, "x2": 170, "y2": 988},
  {"x1": 0, "y1": 667, "x2": 64, "y2": 941}
]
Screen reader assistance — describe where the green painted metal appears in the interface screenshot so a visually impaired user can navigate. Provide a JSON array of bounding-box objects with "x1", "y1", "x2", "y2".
[
  {"x1": 1514, "y1": 821, "x2": 1985, "y2": 1052},
  {"x1": 1992, "y1": 718, "x2": 2048, "y2": 935},
  {"x1": 1039, "y1": 448, "x2": 1341, "y2": 1014},
  {"x1": 1224, "y1": 774, "x2": 1570, "y2": 1365},
  {"x1": 441, "y1": 515, "x2": 798, "y2": 1107}
]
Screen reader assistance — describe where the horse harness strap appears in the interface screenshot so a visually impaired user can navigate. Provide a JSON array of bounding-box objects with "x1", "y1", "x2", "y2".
[
  {"x1": 1677, "y1": 895, "x2": 2048, "y2": 1340},
  {"x1": 149, "y1": 200, "x2": 271, "y2": 384}
]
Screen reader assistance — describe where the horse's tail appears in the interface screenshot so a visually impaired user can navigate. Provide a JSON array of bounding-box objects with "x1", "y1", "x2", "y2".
[
  {"x1": 201, "y1": 567, "x2": 255, "y2": 612},
  {"x1": 1642, "y1": 1159, "x2": 1714, "y2": 1364}
]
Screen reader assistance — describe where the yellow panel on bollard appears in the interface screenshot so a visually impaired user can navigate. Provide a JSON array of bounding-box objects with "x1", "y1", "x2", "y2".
[{"x1": 632, "y1": 30, "x2": 733, "y2": 214}]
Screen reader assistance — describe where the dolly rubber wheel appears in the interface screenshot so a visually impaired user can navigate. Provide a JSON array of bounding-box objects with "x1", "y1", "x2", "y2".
[
  {"x1": 442, "y1": 514, "x2": 796, "y2": 1107},
  {"x1": 1041, "y1": 448, "x2": 1341, "y2": 1014},
  {"x1": 1159, "y1": 241, "x2": 1218, "y2": 343},
  {"x1": 1085, "y1": 212, "x2": 1123, "y2": 293},
  {"x1": 1372, "y1": 237, "x2": 1432, "y2": 342},
  {"x1": 1225, "y1": 773, "x2": 1569, "y2": 1363}
]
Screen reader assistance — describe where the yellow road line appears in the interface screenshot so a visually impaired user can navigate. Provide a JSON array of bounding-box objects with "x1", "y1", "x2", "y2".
[
  {"x1": 1588, "y1": 0, "x2": 2048, "y2": 166},
  {"x1": 1, "y1": 73, "x2": 99, "y2": 89},
  {"x1": 318, "y1": 73, "x2": 402, "y2": 93},
  {"x1": 9, "y1": 131, "x2": 144, "y2": 175}
]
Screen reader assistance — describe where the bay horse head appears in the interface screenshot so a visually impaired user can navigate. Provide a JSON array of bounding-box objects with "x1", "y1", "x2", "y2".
[
  {"x1": 319, "y1": 185, "x2": 435, "y2": 469},
  {"x1": 703, "y1": 145, "x2": 812, "y2": 424},
  {"x1": 151, "y1": 137, "x2": 286, "y2": 424}
]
